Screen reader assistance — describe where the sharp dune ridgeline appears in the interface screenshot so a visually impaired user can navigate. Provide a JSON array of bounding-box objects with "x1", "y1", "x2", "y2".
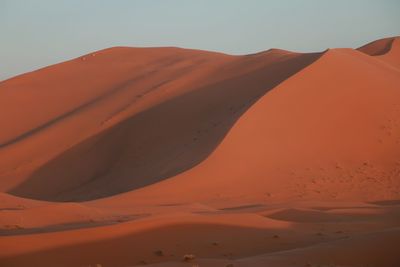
[{"x1": 0, "y1": 36, "x2": 400, "y2": 267}]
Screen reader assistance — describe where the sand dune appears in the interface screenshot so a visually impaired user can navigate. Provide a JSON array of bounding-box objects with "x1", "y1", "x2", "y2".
[
  {"x1": 94, "y1": 41, "x2": 400, "y2": 206},
  {"x1": 3, "y1": 48, "x2": 322, "y2": 201},
  {"x1": 0, "y1": 36, "x2": 399, "y2": 267},
  {"x1": 358, "y1": 36, "x2": 400, "y2": 69},
  {"x1": 357, "y1": 36, "x2": 396, "y2": 56}
]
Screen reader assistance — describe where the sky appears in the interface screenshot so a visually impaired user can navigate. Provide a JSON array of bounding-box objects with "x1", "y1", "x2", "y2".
[{"x1": 1, "y1": 0, "x2": 399, "y2": 81}]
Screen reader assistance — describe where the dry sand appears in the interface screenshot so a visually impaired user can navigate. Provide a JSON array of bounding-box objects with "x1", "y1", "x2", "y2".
[{"x1": 0, "y1": 36, "x2": 399, "y2": 267}]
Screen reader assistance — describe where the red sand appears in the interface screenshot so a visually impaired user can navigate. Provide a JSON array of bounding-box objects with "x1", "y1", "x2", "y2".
[{"x1": 0, "y1": 37, "x2": 399, "y2": 267}]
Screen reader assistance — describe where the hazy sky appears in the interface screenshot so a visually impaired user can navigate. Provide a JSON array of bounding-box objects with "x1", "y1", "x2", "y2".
[{"x1": 1, "y1": 0, "x2": 399, "y2": 81}]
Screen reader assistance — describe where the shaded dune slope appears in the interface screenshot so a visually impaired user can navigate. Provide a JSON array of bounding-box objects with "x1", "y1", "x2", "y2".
[
  {"x1": 4, "y1": 49, "x2": 322, "y2": 201},
  {"x1": 0, "y1": 47, "x2": 233, "y2": 190}
]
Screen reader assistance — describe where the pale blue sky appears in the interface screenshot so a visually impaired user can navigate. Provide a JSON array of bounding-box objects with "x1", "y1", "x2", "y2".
[{"x1": 1, "y1": 0, "x2": 399, "y2": 81}]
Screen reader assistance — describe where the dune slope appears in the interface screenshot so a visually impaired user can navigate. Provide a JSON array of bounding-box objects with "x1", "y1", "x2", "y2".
[{"x1": 2, "y1": 49, "x2": 322, "y2": 201}]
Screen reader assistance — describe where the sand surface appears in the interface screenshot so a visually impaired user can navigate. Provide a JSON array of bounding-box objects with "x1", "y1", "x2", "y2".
[{"x1": 0, "y1": 36, "x2": 399, "y2": 267}]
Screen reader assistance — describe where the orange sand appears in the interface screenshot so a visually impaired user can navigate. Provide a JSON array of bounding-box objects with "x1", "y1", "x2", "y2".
[{"x1": 0, "y1": 37, "x2": 399, "y2": 267}]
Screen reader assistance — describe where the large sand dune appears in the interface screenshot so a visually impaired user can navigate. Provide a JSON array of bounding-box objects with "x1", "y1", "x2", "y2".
[{"x1": 0, "y1": 37, "x2": 399, "y2": 267}]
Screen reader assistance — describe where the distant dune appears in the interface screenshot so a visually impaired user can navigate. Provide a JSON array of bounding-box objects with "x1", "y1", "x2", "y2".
[{"x1": 0, "y1": 37, "x2": 399, "y2": 267}]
